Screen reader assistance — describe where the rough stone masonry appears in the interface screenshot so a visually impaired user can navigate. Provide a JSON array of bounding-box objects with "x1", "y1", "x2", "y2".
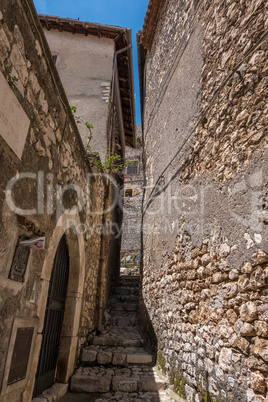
[
  {"x1": 0, "y1": 1, "x2": 123, "y2": 400},
  {"x1": 139, "y1": 0, "x2": 268, "y2": 401},
  {"x1": 121, "y1": 139, "x2": 143, "y2": 255}
]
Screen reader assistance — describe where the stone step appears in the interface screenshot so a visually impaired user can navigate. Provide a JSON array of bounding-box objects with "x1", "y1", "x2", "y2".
[
  {"x1": 70, "y1": 366, "x2": 167, "y2": 394},
  {"x1": 111, "y1": 294, "x2": 139, "y2": 303},
  {"x1": 105, "y1": 312, "x2": 138, "y2": 327},
  {"x1": 118, "y1": 278, "x2": 140, "y2": 286},
  {"x1": 114, "y1": 286, "x2": 139, "y2": 296},
  {"x1": 60, "y1": 390, "x2": 176, "y2": 402},
  {"x1": 119, "y1": 275, "x2": 140, "y2": 281},
  {"x1": 115, "y1": 282, "x2": 139, "y2": 290},
  {"x1": 109, "y1": 299, "x2": 138, "y2": 312},
  {"x1": 81, "y1": 345, "x2": 153, "y2": 366},
  {"x1": 92, "y1": 328, "x2": 145, "y2": 348}
]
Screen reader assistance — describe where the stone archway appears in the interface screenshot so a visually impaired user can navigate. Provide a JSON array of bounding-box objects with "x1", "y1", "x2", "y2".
[
  {"x1": 23, "y1": 212, "x2": 85, "y2": 401},
  {"x1": 56, "y1": 223, "x2": 85, "y2": 383}
]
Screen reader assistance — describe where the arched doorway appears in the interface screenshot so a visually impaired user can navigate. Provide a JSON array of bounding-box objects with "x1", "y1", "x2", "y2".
[
  {"x1": 33, "y1": 235, "x2": 69, "y2": 397},
  {"x1": 23, "y1": 213, "x2": 85, "y2": 401}
]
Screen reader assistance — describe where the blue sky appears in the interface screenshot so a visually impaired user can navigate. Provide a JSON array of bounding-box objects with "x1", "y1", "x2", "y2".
[{"x1": 33, "y1": 0, "x2": 149, "y2": 125}]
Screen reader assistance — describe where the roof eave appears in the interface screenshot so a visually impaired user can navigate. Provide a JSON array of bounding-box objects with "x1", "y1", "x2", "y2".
[
  {"x1": 140, "y1": 0, "x2": 166, "y2": 51},
  {"x1": 39, "y1": 14, "x2": 125, "y2": 39}
]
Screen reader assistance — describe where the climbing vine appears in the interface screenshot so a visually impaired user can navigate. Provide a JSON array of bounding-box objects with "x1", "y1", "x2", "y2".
[{"x1": 71, "y1": 106, "x2": 137, "y2": 176}]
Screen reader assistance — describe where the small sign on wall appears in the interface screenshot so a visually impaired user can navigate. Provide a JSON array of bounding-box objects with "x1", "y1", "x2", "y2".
[
  {"x1": 20, "y1": 237, "x2": 45, "y2": 249},
  {"x1": 9, "y1": 237, "x2": 45, "y2": 283},
  {"x1": 9, "y1": 244, "x2": 30, "y2": 282}
]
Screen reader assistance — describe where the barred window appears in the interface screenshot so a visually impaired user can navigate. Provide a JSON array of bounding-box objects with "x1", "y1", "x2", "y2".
[{"x1": 127, "y1": 163, "x2": 139, "y2": 175}]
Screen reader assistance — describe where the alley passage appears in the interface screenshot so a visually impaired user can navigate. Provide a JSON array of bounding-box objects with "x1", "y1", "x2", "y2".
[{"x1": 61, "y1": 275, "x2": 178, "y2": 402}]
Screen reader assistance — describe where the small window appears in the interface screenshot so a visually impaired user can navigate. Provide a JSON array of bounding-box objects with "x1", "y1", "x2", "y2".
[
  {"x1": 127, "y1": 163, "x2": 139, "y2": 175},
  {"x1": 52, "y1": 55, "x2": 58, "y2": 64},
  {"x1": 124, "y1": 189, "x2": 133, "y2": 197}
]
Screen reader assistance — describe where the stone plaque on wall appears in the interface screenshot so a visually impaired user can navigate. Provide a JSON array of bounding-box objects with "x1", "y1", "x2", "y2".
[
  {"x1": 1, "y1": 318, "x2": 38, "y2": 397},
  {"x1": 0, "y1": 71, "x2": 30, "y2": 159},
  {"x1": 9, "y1": 244, "x2": 30, "y2": 282},
  {"x1": 7, "y1": 327, "x2": 34, "y2": 385}
]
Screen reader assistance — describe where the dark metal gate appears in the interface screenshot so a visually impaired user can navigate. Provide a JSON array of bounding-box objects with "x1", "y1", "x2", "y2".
[{"x1": 33, "y1": 235, "x2": 69, "y2": 397}]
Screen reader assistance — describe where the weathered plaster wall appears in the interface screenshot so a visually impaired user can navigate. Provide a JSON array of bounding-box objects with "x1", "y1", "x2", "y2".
[
  {"x1": 141, "y1": 0, "x2": 268, "y2": 401},
  {"x1": 44, "y1": 29, "x2": 115, "y2": 162},
  {"x1": 121, "y1": 143, "x2": 143, "y2": 253},
  {"x1": 0, "y1": 1, "x2": 111, "y2": 399}
]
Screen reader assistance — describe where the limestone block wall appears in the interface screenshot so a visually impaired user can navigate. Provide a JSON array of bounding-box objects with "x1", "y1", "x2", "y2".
[
  {"x1": 141, "y1": 0, "x2": 268, "y2": 401},
  {"x1": 0, "y1": 1, "x2": 115, "y2": 399},
  {"x1": 121, "y1": 144, "x2": 143, "y2": 253}
]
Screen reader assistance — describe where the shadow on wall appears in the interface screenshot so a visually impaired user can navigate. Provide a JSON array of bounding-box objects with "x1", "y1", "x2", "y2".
[{"x1": 138, "y1": 251, "x2": 158, "y2": 363}]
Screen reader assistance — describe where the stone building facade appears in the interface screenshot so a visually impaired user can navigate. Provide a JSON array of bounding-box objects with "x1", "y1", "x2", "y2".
[
  {"x1": 0, "y1": 1, "x2": 135, "y2": 401},
  {"x1": 138, "y1": 0, "x2": 268, "y2": 401},
  {"x1": 38, "y1": 14, "x2": 136, "y2": 161},
  {"x1": 121, "y1": 126, "x2": 143, "y2": 255}
]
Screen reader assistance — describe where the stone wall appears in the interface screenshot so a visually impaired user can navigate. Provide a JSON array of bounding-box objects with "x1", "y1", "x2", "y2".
[
  {"x1": 140, "y1": 0, "x2": 268, "y2": 401},
  {"x1": 121, "y1": 139, "x2": 143, "y2": 253},
  {"x1": 0, "y1": 1, "x2": 117, "y2": 399}
]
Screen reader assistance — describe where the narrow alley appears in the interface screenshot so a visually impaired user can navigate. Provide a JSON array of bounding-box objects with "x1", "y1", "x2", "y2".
[{"x1": 0, "y1": 0, "x2": 267, "y2": 401}]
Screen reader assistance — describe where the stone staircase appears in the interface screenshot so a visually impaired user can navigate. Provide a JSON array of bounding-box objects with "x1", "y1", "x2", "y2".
[{"x1": 66, "y1": 275, "x2": 177, "y2": 401}]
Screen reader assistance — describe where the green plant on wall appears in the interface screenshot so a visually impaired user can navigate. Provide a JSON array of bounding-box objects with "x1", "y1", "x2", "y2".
[
  {"x1": 7, "y1": 75, "x2": 19, "y2": 89},
  {"x1": 85, "y1": 140, "x2": 137, "y2": 176},
  {"x1": 169, "y1": 367, "x2": 187, "y2": 399},
  {"x1": 71, "y1": 105, "x2": 137, "y2": 176},
  {"x1": 70, "y1": 105, "x2": 77, "y2": 114},
  {"x1": 157, "y1": 350, "x2": 167, "y2": 374},
  {"x1": 85, "y1": 122, "x2": 94, "y2": 131}
]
